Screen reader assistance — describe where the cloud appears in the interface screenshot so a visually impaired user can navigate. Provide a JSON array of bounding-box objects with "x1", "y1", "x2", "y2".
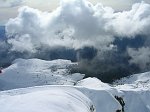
[
  {"x1": 128, "y1": 47, "x2": 150, "y2": 70},
  {"x1": 8, "y1": 34, "x2": 35, "y2": 53},
  {"x1": 6, "y1": 1, "x2": 113, "y2": 52},
  {"x1": 109, "y1": 1, "x2": 150, "y2": 37},
  {"x1": 2, "y1": 0, "x2": 150, "y2": 81},
  {"x1": 0, "y1": 0, "x2": 24, "y2": 8},
  {"x1": 6, "y1": 0, "x2": 150, "y2": 53},
  {"x1": 90, "y1": 0, "x2": 150, "y2": 11}
]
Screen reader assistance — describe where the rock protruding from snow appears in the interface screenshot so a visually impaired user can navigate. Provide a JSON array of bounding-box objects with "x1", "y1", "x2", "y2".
[{"x1": 0, "y1": 58, "x2": 84, "y2": 90}]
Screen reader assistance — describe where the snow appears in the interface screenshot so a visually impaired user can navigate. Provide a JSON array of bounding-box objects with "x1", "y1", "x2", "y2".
[
  {"x1": 111, "y1": 71, "x2": 150, "y2": 112},
  {"x1": 77, "y1": 87, "x2": 122, "y2": 112},
  {"x1": 0, "y1": 58, "x2": 84, "y2": 90},
  {"x1": 0, "y1": 86, "x2": 95, "y2": 112},
  {"x1": 122, "y1": 91, "x2": 150, "y2": 112},
  {"x1": 76, "y1": 78, "x2": 122, "y2": 112},
  {"x1": 76, "y1": 77, "x2": 111, "y2": 90},
  {"x1": 1, "y1": 58, "x2": 150, "y2": 112},
  {"x1": 0, "y1": 85, "x2": 123, "y2": 112},
  {"x1": 114, "y1": 72, "x2": 150, "y2": 90},
  {"x1": 76, "y1": 76, "x2": 150, "y2": 112}
]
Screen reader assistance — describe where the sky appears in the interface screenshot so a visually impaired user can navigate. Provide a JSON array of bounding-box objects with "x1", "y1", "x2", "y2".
[
  {"x1": 0, "y1": 0, "x2": 150, "y2": 25},
  {"x1": 0, "y1": 0, "x2": 150, "y2": 81}
]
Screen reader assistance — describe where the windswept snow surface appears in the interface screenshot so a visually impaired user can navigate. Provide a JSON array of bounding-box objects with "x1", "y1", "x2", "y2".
[
  {"x1": 0, "y1": 58, "x2": 122, "y2": 112},
  {"x1": 77, "y1": 77, "x2": 111, "y2": 90},
  {"x1": 0, "y1": 58, "x2": 84, "y2": 90},
  {"x1": 78, "y1": 77, "x2": 150, "y2": 112},
  {"x1": 1, "y1": 58, "x2": 150, "y2": 112},
  {"x1": 113, "y1": 72, "x2": 150, "y2": 112},
  {"x1": 0, "y1": 86, "x2": 95, "y2": 112},
  {"x1": 114, "y1": 71, "x2": 150, "y2": 90},
  {"x1": 0, "y1": 85, "x2": 122, "y2": 112}
]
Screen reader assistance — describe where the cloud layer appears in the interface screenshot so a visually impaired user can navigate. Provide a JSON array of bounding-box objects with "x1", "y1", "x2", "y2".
[
  {"x1": 6, "y1": 0, "x2": 150, "y2": 51},
  {"x1": 0, "y1": 0, "x2": 24, "y2": 8},
  {"x1": 2, "y1": 0, "x2": 150, "y2": 82}
]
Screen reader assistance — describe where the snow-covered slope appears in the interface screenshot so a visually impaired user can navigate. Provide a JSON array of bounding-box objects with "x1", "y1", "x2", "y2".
[
  {"x1": 0, "y1": 59, "x2": 122, "y2": 112},
  {"x1": 1, "y1": 58, "x2": 150, "y2": 112},
  {"x1": 0, "y1": 85, "x2": 122, "y2": 112},
  {"x1": 77, "y1": 77, "x2": 150, "y2": 112},
  {"x1": 77, "y1": 87, "x2": 121, "y2": 112},
  {"x1": 76, "y1": 77, "x2": 111, "y2": 90},
  {"x1": 114, "y1": 72, "x2": 150, "y2": 90},
  {"x1": 0, "y1": 58, "x2": 84, "y2": 90},
  {"x1": 0, "y1": 86, "x2": 95, "y2": 112},
  {"x1": 112, "y1": 72, "x2": 150, "y2": 112}
]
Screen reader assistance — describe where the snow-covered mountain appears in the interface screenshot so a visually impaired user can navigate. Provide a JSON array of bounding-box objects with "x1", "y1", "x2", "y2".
[
  {"x1": 0, "y1": 85, "x2": 122, "y2": 112},
  {"x1": 0, "y1": 58, "x2": 84, "y2": 90},
  {"x1": 114, "y1": 71, "x2": 150, "y2": 90},
  {"x1": 0, "y1": 58, "x2": 150, "y2": 112}
]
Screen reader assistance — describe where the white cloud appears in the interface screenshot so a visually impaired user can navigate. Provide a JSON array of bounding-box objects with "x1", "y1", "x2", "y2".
[
  {"x1": 0, "y1": 0, "x2": 24, "y2": 8},
  {"x1": 91, "y1": 0, "x2": 150, "y2": 11},
  {"x1": 8, "y1": 34, "x2": 35, "y2": 53},
  {"x1": 128, "y1": 47, "x2": 150, "y2": 70},
  {"x1": 5, "y1": 0, "x2": 150, "y2": 53},
  {"x1": 108, "y1": 1, "x2": 150, "y2": 37}
]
